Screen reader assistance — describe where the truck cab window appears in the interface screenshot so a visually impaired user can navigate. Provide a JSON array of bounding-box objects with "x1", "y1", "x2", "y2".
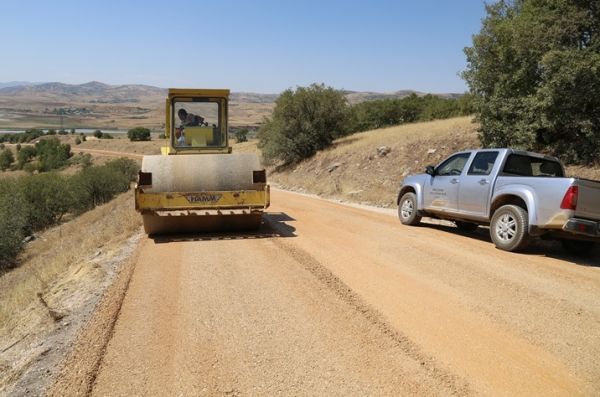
[
  {"x1": 436, "y1": 153, "x2": 471, "y2": 176},
  {"x1": 502, "y1": 154, "x2": 563, "y2": 177},
  {"x1": 468, "y1": 151, "x2": 499, "y2": 176}
]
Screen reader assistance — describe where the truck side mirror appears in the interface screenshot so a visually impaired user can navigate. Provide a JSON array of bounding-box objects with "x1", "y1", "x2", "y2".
[{"x1": 426, "y1": 165, "x2": 435, "y2": 176}]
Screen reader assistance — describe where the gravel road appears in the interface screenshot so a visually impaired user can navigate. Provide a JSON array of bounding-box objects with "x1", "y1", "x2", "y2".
[{"x1": 80, "y1": 189, "x2": 599, "y2": 396}]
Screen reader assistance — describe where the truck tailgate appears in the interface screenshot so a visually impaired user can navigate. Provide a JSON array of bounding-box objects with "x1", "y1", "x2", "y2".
[{"x1": 575, "y1": 179, "x2": 600, "y2": 221}]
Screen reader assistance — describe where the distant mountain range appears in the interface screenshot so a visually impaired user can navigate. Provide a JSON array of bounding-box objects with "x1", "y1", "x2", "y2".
[
  {"x1": 0, "y1": 81, "x2": 462, "y2": 104},
  {"x1": 0, "y1": 81, "x2": 45, "y2": 89},
  {"x1": 0, "y1": 81, "x2": 464, "y2": 129}
]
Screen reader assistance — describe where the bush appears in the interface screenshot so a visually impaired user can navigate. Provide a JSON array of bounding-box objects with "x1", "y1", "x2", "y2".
[
  {"x1": 93, "y1": 129, "x2": 103, "y2": 138},
  {"x1": 258, "y1": 84, "x2": 349, "y2": 165},
  {"x1": 75, "y1": 137, "x2": 82, "y2": 145},
  {"x1": 0, "y1": 183, "x2": 27, "y2": 269},
  {"x1": 18, "y1": 173, "x2": 73, "y2": 231},
  {"x1": 128, "y1": 127, "x2": 151, "y2": 141},
  {"x1": 0, "y1": 149, "x2": 14, "y2": 171},
  {"x1": 235, "y1": 128, "x2": 249, "y2": 143},
  {"x1": 35, "y1": 138, "x2": 72, "y2": 172},
  {"x1": 16, "y1": 146, "x2": 37, "y2": 169},
  {"x1": 16, "y1": 143, "x2": 21, "y2": 152},
  {"x1": 100, "y1": 133, "x2": 113, "y2": 139},
  {"x1": 58, "y1": 129, "x2": 68, "y2": 135},
  {"x1": 0, "y1": 157, "x2": 140, "y2": 266},
  {"x1": 70, "y1": 128, "x2": 76, "y2": 135},
  {"x1": 346, "y1": 93, "x2": 473, "y2": 134},
  {"x1": 158, "y1": 133, "x2": 166, "y2": 139},
  {"x1": 47, "y1": 129, "x2": 56, "y2": 136}
]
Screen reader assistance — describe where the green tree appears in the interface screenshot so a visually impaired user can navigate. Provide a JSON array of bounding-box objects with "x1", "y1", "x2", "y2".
[
  {"x1": 258, "y1": 84, "x2": 349, "y2": 165},
  {"x1": 35, "y1": 138, "x2": 72, "y2": 172},
  {"x1": 0, "y1": 183, "x2": 27, "y2": 268},
  {"x1": 234, "y1": 128, "x2": 249, "y2": 143},
  {"x1": 16, "y1": 146, "x2": 37, "y2": 169},
  {"x1": 70, "y1": 128, "x2": 76, "y2": 134},
  {"x1": 0, "y1": 149, "x2": 14, "y2": 171},
  {"x1": 93, "y1": 129, "x2": 103, "y2": 138},
  {"x1": 463, "y1": 0, "x2": 600, "y2": 163},
  {"x1": 127, "y1": 127, "x2": 151, "y2": 141}
]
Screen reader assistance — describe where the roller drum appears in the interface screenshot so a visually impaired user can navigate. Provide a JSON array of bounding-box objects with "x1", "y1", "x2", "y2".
[{"x1": 142, "y1": 153, "x2": 261, "y2": 193}]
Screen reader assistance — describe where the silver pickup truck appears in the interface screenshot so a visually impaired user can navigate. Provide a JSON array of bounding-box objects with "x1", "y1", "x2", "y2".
[{"x1": 397, "y1": 148, "x2": 600, "y2": 254}]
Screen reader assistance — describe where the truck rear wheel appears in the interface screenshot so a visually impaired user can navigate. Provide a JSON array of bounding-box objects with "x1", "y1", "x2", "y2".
[
  {"x1": 398, "y1": 192, "x2": 421, "y2": 226},
  {"x1": 490, "y1": 205, "x2": 530, "y2": 252}
]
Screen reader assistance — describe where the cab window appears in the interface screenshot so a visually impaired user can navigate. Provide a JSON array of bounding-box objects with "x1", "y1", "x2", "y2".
[
  {"x1": 172, "y1": 99, "x2": 225, "y2": 148},
  {"x1": 436, "y1": 153, "x2": 471, "y2": 176},
  {"x1": 468, "y1": 151, "x2": 499, "y2": 176}
]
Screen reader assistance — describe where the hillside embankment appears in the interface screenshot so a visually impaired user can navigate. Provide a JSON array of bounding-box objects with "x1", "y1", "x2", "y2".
[
  {"x1": 268, "y1": 117, "x2": 600, "y2": 207},
  {"x1": 0, "y1": 192, "x2": 142, "y2": 396}
]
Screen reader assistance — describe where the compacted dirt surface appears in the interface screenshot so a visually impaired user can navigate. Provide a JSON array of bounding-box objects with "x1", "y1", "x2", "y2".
[{"x1": 56, "y1": 189, "x2": 599, "y2": 396}]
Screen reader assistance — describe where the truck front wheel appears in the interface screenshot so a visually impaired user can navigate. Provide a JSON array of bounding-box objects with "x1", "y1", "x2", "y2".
[
  {"x1": 398, "y1": 192, "x2": 421, "y2": 226},
  {"x1": 490, "y1": 205, "x2": 530, "y2": 252}
]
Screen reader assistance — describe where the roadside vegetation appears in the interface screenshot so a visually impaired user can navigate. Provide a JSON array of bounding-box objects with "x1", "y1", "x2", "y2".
[
  {"x1": 127, "y1": 127, "x2": 151, "y2": 141},
  {"x1": 463, "y1": 0, "x2": 600, "y2": 164},
  {"x1": 258, "y1": 84, "x2": 472, "y2": 166},
  {"x1": 0, "y1": 158, "x2": 138, "y2": 269}
]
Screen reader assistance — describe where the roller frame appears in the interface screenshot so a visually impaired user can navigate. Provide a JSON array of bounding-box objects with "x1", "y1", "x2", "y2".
[{"x1": 134, "y1": 186, "x2": 270, "y2": 213}]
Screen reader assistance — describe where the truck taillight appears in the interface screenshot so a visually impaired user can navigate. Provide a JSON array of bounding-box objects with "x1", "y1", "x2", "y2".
[{"x1": 560, "y1": 186, "x2": 578, "y2": 210}]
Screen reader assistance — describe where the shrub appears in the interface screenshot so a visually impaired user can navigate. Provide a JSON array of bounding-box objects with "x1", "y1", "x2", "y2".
[
  {"x1": 127, "y1": 127, "x2": 151, "y2": 141},
  {"x1": 158, "y1": 133, "x2": 166, "y2": 139},
  {"x1": 58, "y1": 129, "x2": 68, "y2": 135},
  {"x1": 75, "y1": 137, "x2": 82, "y2": 145},
  {"x1": 258, "y1": 84, "x2": 349, "y2": 165},
  {"x1": 47, "y1": 129, "x2": 56, "y2": 136},
  {"x1": 0, "y1": 158, "x2": 139, "y2": 266},
  {"x1": 235, "y1": 128, "x2": 249, "y2": 143},
  {"x1": 70, "y1": 128, "x2": 76, "y2": 135},
  {"x1": 16, "y1": 143, "x2": 21, "y2": 152},
  {"x1": 93, "y1": 129, "x2": 103, "y2": 138},
  {"x1": 35, "y1": 138, "x2": 72, "y2": 172},
  {"x1": 18, "y1": 173, "x2": 73, "y2": 231},
  {"x1": 0, "y1": 149, "x2": 14, "y2": 171},
  {"x1": 0, "y1": 184, "x2": 27, "y2": 269},
  {"x1": 100, "y1": 133, "x2": 113, "y2": 139},
  {"x1": 16, "y1": 146, "x2": 37, "y2": 169}
]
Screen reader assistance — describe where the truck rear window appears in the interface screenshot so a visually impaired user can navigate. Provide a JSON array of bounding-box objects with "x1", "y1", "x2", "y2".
[{"x1": 501, "y1": 154, "x2": 564, "y2": 177}]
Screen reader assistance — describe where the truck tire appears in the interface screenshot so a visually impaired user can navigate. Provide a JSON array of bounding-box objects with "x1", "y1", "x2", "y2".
[
  {"x1": 455, "y1": 221, "x2": 479, "y2": 232},
  {"x1": 490, "y1": 204, "x2": 530, "y2": 252},
  {"x1": 398, "y1": 192, "x2": 421, "y2": 226},
  {"x1": 560, "y1": 239, "x2": 595, "y2": 256}
]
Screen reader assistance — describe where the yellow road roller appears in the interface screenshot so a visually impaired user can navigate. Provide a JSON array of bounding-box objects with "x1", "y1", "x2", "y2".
[{"x1": 135, "y1": 88, "x2": 270, "y2": 235}]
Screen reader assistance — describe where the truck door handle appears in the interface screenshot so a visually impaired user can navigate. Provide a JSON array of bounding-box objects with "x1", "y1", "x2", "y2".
[
  {"x1": 478, "y1": 179, "x2": 489, "y2": 185},
  {"x1": 450, "y1": 178, "x2": 459, "y2": 184}
]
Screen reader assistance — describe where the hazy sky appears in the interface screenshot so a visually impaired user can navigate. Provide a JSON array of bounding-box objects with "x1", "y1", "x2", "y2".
[{"x1": 0, "y1": 1, "x2": 488, "y2": 93}]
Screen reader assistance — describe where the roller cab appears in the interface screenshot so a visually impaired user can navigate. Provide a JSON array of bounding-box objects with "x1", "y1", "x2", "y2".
[{"x1": 135, "y1": 89, "x2": 270, "y2": 235}]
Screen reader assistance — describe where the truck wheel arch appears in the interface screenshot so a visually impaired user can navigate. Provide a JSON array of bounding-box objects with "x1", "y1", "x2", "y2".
[
  {"x1": 490, "y1": 193, "x2": 537, "y2": 231},
  {"x1": 397, "y1": 185, "x2": 421, "y2": 205}
]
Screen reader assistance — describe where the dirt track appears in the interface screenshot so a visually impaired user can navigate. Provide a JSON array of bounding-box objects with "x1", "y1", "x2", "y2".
[{"x1": 66, "y1": 189, "x2": 599, "y2": 396}]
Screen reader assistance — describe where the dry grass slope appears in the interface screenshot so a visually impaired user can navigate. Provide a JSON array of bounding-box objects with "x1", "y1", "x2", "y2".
[
  {"x1": 268, "y1": 116, "x2": 600, "y2": 207},
  {"x1": 269, "y1": 117, "x2": 479, "y2": 207},
  {"x1": 0, "y1": 192, "x2": 141, "y2": 394}
]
